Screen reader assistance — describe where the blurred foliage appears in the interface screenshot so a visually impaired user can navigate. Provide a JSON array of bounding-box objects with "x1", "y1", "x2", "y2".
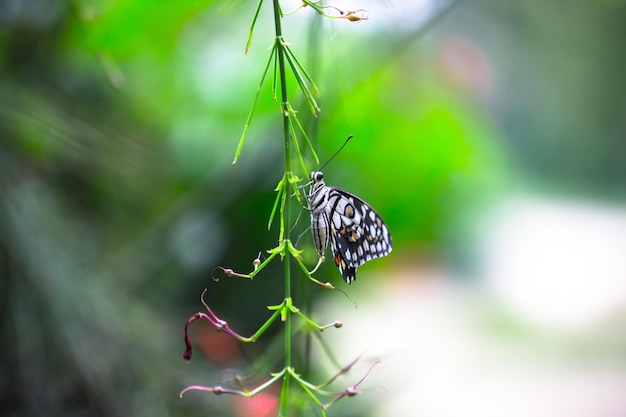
[{"x1": 0, "y1": 0, "x2": 624, "y2": 416}]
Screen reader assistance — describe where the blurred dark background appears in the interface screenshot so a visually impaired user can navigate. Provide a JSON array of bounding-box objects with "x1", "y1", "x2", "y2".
[{"x1": 1, "y1": 0, "x2": 625, "y2": 416}]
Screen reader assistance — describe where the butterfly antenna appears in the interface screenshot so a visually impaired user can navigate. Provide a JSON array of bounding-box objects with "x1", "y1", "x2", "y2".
[{"x1": 319, "y1": 135, "x2": 354, "y2": 171}]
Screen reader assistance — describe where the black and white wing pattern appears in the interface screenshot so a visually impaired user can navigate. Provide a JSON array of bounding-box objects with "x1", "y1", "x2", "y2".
[{"x1": 307, "y1": 171, "x2": 392, "y2": 283}]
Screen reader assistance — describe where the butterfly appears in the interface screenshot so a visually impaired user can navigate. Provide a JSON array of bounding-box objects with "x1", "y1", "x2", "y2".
[{"x1": 306, "y1": 171, "x2": 392, "y2": 283}]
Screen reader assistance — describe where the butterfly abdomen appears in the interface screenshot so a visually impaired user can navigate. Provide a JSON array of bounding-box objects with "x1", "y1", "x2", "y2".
[{"x1": 310, "y1": 210, "x2": 330, "y2": 256}]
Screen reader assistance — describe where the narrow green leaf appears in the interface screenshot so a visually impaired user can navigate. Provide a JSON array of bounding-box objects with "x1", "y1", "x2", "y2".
[
  {"x1": 245, "y1": 0, "x2": 265, "y2": 54},
  {"x1": 284, "y1": 44, "x2": 320, "y2": 97},
  {"x1": 292, "y1": 110, "x2": 319, "y2": 165},
  {"x1": 268, "y1": 174, "x2": 285, "y2": 230},
  {"x1": 233, "y1": 43, "x2": 278, "y2": 164},
  {"x1": 278, "y1": 177, "x2": 288, "y2": 241},
  {"x1": 272, "y1": 40, "x2": 279, "y2": 101},
  {"x1": 283, "y1": 48, "x2": 319, "y2": 116},
  {"x1": 287, "y1": 112, "x2": 310, "y2": 179}
]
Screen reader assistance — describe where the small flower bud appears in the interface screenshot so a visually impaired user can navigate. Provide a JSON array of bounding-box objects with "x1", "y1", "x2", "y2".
[{"x1": 253, "y1": 252, "x2": 262, "y2": 270}]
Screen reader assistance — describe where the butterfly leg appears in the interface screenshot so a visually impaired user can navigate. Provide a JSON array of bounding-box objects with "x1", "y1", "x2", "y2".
[
  {"x1": 293, "y1": 226, "x2": 311, "y2": 247},
  {"x1": 289, "y1": 206, "x2": 305, "y2": 235},
  {"x1": 308, "y1": 255, "x2": 325, "y2": 275}
]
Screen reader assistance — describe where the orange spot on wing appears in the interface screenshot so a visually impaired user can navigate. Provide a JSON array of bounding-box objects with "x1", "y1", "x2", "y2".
[{"x1": 335, "y1": 253, "x2": 342, "y2": 266}]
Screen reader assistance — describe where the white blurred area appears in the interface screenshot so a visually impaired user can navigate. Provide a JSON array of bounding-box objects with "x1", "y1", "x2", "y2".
[
  {"x1": 482, "y1": 196, "x2": 626, "y2": 332},
  {"x1": 319, "y1": 196, "x2": 626, "y2": 417}
]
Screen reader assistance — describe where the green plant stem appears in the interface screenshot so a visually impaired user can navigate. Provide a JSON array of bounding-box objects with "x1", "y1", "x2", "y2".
[{"x1": 272, "y1": 0, "x2": 293, "y2": 415}]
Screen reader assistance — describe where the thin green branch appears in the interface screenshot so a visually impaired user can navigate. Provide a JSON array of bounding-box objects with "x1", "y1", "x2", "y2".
[
  {"x1": 235, "y1": 308, "x2": 283, "y2": 343},
  {"x1": 215, "y1": 242, "x2": 284, "y2": 280},
  {"x1": 180, "y1": 369, "x2": 285, "y2": 398},
  {"x1": 290, "y1": 305, "x2": 342, "y2": 331},
  {"x1": 297, "y1": 381, "x2": 328, "y2": 417},
  {"x1": 292, "y1": 253, "x2": 335, "y2": 290}
]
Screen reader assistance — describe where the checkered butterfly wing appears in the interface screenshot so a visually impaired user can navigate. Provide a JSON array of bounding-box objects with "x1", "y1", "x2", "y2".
[
  {"x1": 307, "y1": 171, "x2": 392, "y2": 284},
  {"x1": 326, "y1": 187, "x2": 392, "y2": 283}
]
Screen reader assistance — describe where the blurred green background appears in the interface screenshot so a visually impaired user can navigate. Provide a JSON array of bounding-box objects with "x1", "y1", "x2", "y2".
[{"x1": 1, "y1": 0, "x2": 625, "y2": 416}]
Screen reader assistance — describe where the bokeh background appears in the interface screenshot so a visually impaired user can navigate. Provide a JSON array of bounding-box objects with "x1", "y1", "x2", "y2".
[{"x1": 1, "y1": 0, "x2": 625, "y2": 416}]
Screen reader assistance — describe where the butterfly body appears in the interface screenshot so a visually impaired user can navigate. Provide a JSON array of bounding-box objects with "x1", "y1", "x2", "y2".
[{"x1": 306, "y1": 171, "x2": 392, "y2": 283}]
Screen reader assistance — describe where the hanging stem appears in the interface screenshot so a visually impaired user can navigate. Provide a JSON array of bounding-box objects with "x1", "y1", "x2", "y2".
[{"x1": 272, "y1": 0, "x2": 293, "y2": 414}]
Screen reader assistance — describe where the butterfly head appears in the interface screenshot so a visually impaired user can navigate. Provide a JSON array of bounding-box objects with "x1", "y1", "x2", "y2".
[
  {"x1": 310, "y1": 171, "x2": 324, "y2": 183},
  {"x1": 308, "y1": 171, "x2": 327, "y2": 195},
  {"x1": 307, "y1": 171, "x2": 328, "y2": 209}
]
